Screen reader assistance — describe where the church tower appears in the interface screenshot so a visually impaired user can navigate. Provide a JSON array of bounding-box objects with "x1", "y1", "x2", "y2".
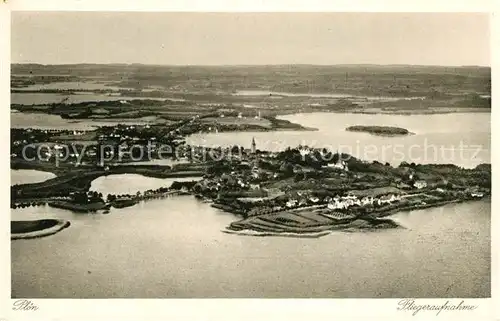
[
  {"x1": 336, "y1": 150, "x2": 342, "y2": 165},
  {"x1": 251, "y1": 137, "x2": 256, "y2": 154}
]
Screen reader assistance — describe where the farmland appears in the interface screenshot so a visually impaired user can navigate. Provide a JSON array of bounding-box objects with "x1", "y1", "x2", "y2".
[{"x1": 11, "y1": 64, "x2": 490, "y2": 126}]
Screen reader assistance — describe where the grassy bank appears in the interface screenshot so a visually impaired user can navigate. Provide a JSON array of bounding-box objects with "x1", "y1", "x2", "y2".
[
  {"x1": 11, "y1": 219, "x2": 70, "y2": 240},
  {"x1": 48, "y1": 200, "x2": 109, "y2": 212}
]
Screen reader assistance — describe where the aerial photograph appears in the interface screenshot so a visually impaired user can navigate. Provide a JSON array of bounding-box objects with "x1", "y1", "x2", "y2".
[{"x1": 10, "y1": 12, "x2": 490, "y2": 298}]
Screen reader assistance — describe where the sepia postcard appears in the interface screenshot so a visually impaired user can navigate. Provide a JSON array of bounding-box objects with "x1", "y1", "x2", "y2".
[{"x1": 1, "y1": 1, "x2": 497, "y2": 320}]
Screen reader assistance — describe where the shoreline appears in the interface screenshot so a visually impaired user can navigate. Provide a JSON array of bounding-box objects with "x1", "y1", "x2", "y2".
[
  {"x1": 227, "y1": 213, "x2": 403, "y2": 236},
  {"x1": 222, "y1": 229, "x2": 332, "y2": 238},
  {"x1": 10, "y1": 101, "x2": 491, "y2": 239},
  {"x1": 275, "y1": 109, "x2": 490, "y2": 119},
  {"x1": 345, "y1": 125, "x2": 411, "y2": 137},
  {"x1": 222, "y1": 197, "x2": 484, "y2": 237},
  {"x1": 345, "y1": 109, "x2": 491, "y2": 115},
  {"x1": 11, "y1": 107, "x2": 490, "y2": 129},
  {"x1": 11, "y1": 219, "x2": 70, "y2": 240}
]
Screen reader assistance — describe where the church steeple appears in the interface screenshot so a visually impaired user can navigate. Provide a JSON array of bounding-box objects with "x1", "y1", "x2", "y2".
[
  {"x1": 336, "y1": 150, "x2": 341, "y2": 165},
  {"x1": 251, "y1": 137, "x2": 256, "y2": 154}
]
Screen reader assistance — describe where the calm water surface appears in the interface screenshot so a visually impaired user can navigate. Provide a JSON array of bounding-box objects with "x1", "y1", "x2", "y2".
[
  {"x1": 120, "y1": 159, "x2": 189, "y2": 167},
  {"x1": 187, "y1": 112, "x2": 490, "y2": 168},
  {"x1": 232, "y1": 90, "x2": 425, "y2": 101},
  {"x1": 13, "y1": 81, "x2": 131, "y2": 91},
  {"x1": 11, "y1": 92, "x2": 178, "y2": 105},
  {"x1": 11, "y1": 169, "x2": 56, "y2": 185},
  {"x1": 11, "y1": 112, "x2": 163, "y2": 130},
  {"x1": 11, "y1": 197, "x2": 490, "y2": 298},
  {"x1": 90, "y1": 174, "x2": 203, "y2": 197}
]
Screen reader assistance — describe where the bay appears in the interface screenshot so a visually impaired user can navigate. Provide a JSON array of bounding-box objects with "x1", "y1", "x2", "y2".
[
  {"x1": 11, "y1": 197, "x2": 490, "y2": 298},
  {"x1": 187, "y1": 112, "x2": 490, "y2": 168}
]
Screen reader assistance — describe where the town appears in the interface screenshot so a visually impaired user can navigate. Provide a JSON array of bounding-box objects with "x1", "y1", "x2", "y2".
[
  {"x1": 11, "y1": 118, "x2": 491, "y2": 236},
  {"x1": 191, "y1": 139, "x2": 490, "y2": 234}
]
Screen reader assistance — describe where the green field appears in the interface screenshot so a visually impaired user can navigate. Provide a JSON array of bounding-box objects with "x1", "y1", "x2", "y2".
[{"x1": 200, "y1": 117, "x2": 272, "y2": 128}]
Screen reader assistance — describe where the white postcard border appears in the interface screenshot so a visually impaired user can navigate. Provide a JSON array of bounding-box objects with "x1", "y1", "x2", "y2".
[{"x1": 0, "y1": 1, "x2": 497, "y2": 321}]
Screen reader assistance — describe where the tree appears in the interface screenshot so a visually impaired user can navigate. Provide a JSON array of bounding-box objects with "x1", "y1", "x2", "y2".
[
  {"x1": 74, "y1": 192, "x2": 87, "y2": 204},
  {"x1": 279, "y1": 162, "x2": 294, "y2": 178},
  {"x1": 231, "y1": 145, "x2": 241, "y2": 155},
  {"x1": 399, "y1": 161, "x2": 410, "y2": 167},
  {"x1": 294, "y1": 172, "x2": 305, "y2": 182}
]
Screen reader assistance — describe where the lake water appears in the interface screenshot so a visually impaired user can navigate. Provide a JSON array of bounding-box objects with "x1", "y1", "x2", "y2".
[
  {"x1": 11, "y1": 197, "x2": 490, "y2": 298},
  {"x1": 11, "y1": 112, "x2": 164, "y2": 130},
  {"x1": 13, "y1": 81, "x2": 131, "y2": 92},
  {"x1": 11, "y1": 112, "x2": 97, "y2": 130},
  {"x1": 11, "y1": 93, "x2": 170, "y2": 105},
  {"x1": 233, "y1": 90, "x2": 425, "y2": 101},
  {"x1": 10, "y1": 111, "x2": 491, "y2": 298},
  {"x1": 187, "y1": 112, "x2": 490, "y2": 168},
  {"x1": 10, "y1": 169, "x2": 56, "y2": 185},
  {"x1": 90, "y1": 174, "x2": 203, "y2": 197},
  {"x1": 120, "y1": 159, "x2": 189, "y2": 167}
]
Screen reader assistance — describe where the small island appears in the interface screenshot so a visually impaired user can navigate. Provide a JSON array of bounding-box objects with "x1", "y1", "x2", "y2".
[
  {"x1": 346, "y1": 125, "x2": 411, "y2": 136},
  {"x1": 11, "y1": 219, "x2": 70, "y2": 240},
  {"x1": 10, "y1": 108, "x2": 490, "y2": 239}
]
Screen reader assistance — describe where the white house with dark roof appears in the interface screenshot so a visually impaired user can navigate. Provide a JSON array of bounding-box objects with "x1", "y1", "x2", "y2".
[{"x1": 414, "y1": 180, "x2": 428, "y2": 189}]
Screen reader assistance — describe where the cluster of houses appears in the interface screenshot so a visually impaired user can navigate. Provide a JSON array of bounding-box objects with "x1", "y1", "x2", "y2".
[
  {"x1": 295, "y1": 146, "x2": 350, "y2": 171},
  {"x1": 327, "y1": 158, "x2": 349, "y2": 171},
  {"x1": 283, "y1": 192, "x2": 402, "y2": 211},
  {"x1": 413, "y1": 179, "x2": 428, "y2": 189},
  {"x1": 471, "y1": 191, "x2": 484, "y2": 198},
  {"x1": 468, "y1": 186, "x2": 485, "y2": 198},
  {"x1": 285, "y1": 197, "x2": 311, "y2": 208},
  {"x1": 11, "y1": 129, "x2": 89, "y2": 155},
  {"x1": 201, "y1": 165, "x2": 267, "y2": 193},
  {"x1": 94, "y1": 126, "x2": 165, "y2": 162},
  {"x1": 232, "y1": 189, "x2": 406, "y2": 217}
]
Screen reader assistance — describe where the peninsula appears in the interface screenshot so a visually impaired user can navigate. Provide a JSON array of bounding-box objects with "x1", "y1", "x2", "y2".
[
  {"x1": 11, "y1": 219, "x2": 70, "y2": 240},
  {"x1": 11, "y1": 135, "x2": 491, "y2": 237},
  {"x1": 194, "y1": 147, "x2": 490, "y2": 236}
]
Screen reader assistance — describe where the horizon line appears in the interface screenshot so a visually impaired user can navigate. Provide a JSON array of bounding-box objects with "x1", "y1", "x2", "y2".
[{"x1": 10, "y1": 62, "x2": 491, "y2": 68}]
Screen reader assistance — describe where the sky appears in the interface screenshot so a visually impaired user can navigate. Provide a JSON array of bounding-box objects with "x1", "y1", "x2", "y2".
[{"x1": 11, "y1": 12, "x2": 490, "y2": 66}]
